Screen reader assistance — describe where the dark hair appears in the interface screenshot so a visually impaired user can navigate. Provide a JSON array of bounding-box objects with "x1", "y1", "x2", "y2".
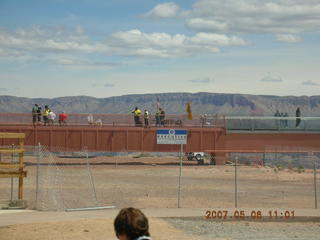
[{"x1": 114, "y1": 207, "x2": 150, "y2": 240}]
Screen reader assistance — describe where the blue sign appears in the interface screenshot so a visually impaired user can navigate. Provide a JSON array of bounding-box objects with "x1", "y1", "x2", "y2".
[{"x1": 156, "y1": 129, "x2": 188, "y2": 145}]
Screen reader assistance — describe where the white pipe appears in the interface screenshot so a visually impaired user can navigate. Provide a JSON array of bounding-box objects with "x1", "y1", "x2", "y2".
[{"x1": 65, "y1": 206, "x2": 115, "y2": 212}]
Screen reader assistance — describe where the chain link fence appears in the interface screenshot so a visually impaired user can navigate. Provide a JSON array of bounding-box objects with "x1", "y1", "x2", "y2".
[{"x1": 0, "y1": 145, "x2": 319, "y2": 211}]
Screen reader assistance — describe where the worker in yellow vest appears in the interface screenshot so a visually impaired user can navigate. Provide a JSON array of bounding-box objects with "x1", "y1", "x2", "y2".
[
  {"x1": 132, "y1": 107, "x2": 142, "y2": 126},
  {"x1": 43, "y1": 105, "x2": 51, "y2": 126},
  {"x1": 155, "y1": 109, "x2": 161, "y2": 127}
]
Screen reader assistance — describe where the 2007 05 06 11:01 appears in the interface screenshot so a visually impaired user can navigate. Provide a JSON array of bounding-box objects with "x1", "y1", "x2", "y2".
[{"x1": 205, "y1": 210, "x2": 295, "y2": 220}]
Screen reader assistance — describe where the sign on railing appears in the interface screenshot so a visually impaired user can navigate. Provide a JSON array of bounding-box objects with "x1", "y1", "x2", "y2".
[{"x1": 156, "y1": 129, "x2": 188, "y2": 145}]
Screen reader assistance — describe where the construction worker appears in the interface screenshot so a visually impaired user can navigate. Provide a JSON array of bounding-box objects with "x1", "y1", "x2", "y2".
[
  {"x1": 132, "y1": 107, "x2": 142, "y2": 126},
  {"x1": 43, "y1": 105, "x2": 50, "y2": 126},
  {"x1": 155, "y1": 108, "x2": 161, "y2": 127},
  {"x1": 144, "y1": 109, "x2": 149, "y2": 127},
  {"x1": 37, "y1": 106, "x2": 42, "y2": 123},
  {"x1": 160, "y1": 108, "x2": 165, "y2": 127},
  {"x1": 32, "y1": 104, "x2": 39, "y2": 125}
]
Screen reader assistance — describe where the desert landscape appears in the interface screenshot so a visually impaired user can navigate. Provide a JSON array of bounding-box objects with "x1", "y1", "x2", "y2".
[
  {"x1": 0, "y1": 155, "x2": 318, "y2": 210},
  {"x1": 1, "y1": 155, "x2": 319, "y2": 239}
]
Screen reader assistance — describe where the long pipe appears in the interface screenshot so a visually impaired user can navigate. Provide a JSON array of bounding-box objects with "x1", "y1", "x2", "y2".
[{"x1": 65, "y1": 206, "x2": 115, "y2": 212}]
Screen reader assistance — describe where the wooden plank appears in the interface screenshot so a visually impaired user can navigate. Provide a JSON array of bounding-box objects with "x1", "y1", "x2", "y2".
[
  {"x1": 0, "y1": 149, "x2": 25, "y2": 154},
  {"x1": 0, "y1": 163, "x2": 23, "y2": 168},
  {"x1": 19, "y1": 177, "x2": 23, "y2": 199},
  {"x1": 0, "y1": 171, "x2": 27, "y2": 178},
  {"x1": 0, "y1": 133, "x2": 25, "y2": 139}
]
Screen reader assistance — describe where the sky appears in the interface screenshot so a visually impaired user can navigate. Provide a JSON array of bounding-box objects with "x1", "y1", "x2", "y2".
[{"x1": 0, "y1": 0, "x2": 319, "y2": 98}]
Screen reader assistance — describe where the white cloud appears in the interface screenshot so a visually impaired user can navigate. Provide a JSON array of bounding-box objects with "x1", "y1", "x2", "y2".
[
  {"x1": 261, "y1": 75, "x2": 283, "y2": 82},
  {"x1": 0, "y1": 25, "x2": 103, "y2": 54},
  {"x1": 110, "y1": 29, "x2": 247, "y2": 58},
  {"x1": 142, "y1": 2, "x2": 180, "y2": 19},
  {"x1": 104, "y1": 83, "x2": 115, "y2": 88},
  {"x1": 91, "y1": 82, "x2": 115, "y2": 88},
  {"x1": 276, "y1": 34, "x2": 302, "y2": 43},
  {"x1": 302, "y1": 81, "x2": 319, "y2": 86},
  {"x1": 189, "y1": 32, "x2": 247, "y2": 47},
  {"x1": 0, "y1": 87, "x2": 9, "y2": 92},
  {"x1": 0, "y1": 26, "x2": 247, "y2": 60},
  {"x1": 186, "y1": 18, "x2": 228, "y2": 32},
  {"x1": 184, "y1": 0, "x2": 320, "y2": 41},
  {"x1": 189, "y1": 77, "x2": 213, "y2": 83}
]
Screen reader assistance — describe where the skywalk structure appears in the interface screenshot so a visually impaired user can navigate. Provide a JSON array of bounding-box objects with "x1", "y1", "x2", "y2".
[{"x1": 0, "y1": 113, "x2": 320, "y2": 165}]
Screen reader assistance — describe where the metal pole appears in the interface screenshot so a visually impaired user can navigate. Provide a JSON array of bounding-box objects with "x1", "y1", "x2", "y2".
[
  {"x1": 313, "y1": 152, "x2": 318, "y2": 209},
  {"x1": 35, "y1": 143, "x2": 41, "y2": 209},
  {"x1": 177, "y1": 144, "x2": 183, "y2": 208},
  {"x1": 85, "y1": 147, "x2": 98, "y2": 204},
  {"x1": 10, "y1": 144, "x2": 14, "y2": 202},
  {"x1": 234, "y1": 155, "x2": 238, "y2": 208},
  {"x1": 65, "y1": 205, "x2": 115, "y2": 212}
]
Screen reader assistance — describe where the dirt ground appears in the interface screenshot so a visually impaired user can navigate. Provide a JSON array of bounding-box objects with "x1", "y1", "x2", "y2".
[
  {"x1": 0, "y1": 218, "x2": 203, "y2": 240},
  {"x1": 0, "y1": 217, "x2": 320, "y2": 240},
  {"x1": 0, "y1": 155, "x2": 319, "y2": 210},
  {"x1": 0, "y1": 155, "x2": 319, "y2": 240}
]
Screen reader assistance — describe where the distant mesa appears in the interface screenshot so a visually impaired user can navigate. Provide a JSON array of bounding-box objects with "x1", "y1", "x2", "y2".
[{"x1": 0, "y1": 92, "x2": 319, "y2": 116}]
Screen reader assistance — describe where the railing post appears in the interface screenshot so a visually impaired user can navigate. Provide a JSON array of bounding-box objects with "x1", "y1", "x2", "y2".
[
  {"x1": 234, "y1": 155, "x2": 238, "y2": 208},
  {"x1": 35, "y1": 143, "x2": 41, "y2": 210},
  {"x1": 10, "y1": 144, "x2": 14, "y2": 202},
  {"x1": 312, "y1": 152, "x2": 318, "y2": 209},
  {"x1": 177, "y1": 144, "x2": 183, "y2": 208}
]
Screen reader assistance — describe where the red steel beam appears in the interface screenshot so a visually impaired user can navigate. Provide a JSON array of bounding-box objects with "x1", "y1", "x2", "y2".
[
  {"x1": 0, "y1": 125, "x2": 225, "y2": 152},
  {"x1": 1, "y1": 125, "x2": 320, "y2": 157}
]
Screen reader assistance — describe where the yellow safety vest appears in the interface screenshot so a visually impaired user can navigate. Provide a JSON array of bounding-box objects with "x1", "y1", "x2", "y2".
[
  {"x1": 43, "y1": 109, "x2": 50, "y2": 117},
  {"x1": 134, "y1": 109, "x2": 141, "y2": 116}
]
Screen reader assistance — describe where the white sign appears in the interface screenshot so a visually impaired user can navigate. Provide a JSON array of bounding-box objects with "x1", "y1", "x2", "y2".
[{"x1": 156, "y1": 129, "x2": 188, "y2": 145}]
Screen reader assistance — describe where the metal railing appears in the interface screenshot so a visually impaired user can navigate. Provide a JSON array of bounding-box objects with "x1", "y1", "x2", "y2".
[
  {"x1": 0, "y1": 113, "x2": 226, "y2": 128},
  {"x1": 1, "y1": 113, "x2": 320, "y2": 132},
  {"x1": 225, "y1": 116, "x2": 320, "y2": 132}
]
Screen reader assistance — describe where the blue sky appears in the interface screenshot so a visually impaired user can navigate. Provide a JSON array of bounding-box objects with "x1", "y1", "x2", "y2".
[{"x1": 0, "y1": 0, "x2": 319, "y2": 98}]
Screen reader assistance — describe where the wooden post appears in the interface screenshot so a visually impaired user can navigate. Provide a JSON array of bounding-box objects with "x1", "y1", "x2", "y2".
[
  {"x1": 18, "y1": 137, "x2": 24, "y2": 199},
  {"x1": 0, "y1": 133, "x2": 25, "y2": 200}
]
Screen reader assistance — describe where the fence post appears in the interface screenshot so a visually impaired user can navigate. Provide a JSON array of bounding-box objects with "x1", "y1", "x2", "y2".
[
  {"x1": 35, "y1": 143, "x2": 41, "y2": 210},
  {"x1": 85, "y1": 147, "x2": 98, "y2": 205},
  {"x1": 10, "y1": 144, "x2": 14, "y2": 202},
  {"x1": 234, "y1": 155, "x2": 238, "y2": 208},
  {"x1": 312, "y1": 152, "x2": 318, "y2": 209},
  {"x1": 177, "y1": 144, "x2": 183, "y2": 208}
]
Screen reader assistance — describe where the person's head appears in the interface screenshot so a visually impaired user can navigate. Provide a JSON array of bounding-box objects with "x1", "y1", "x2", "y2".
[
  {"x1": 114, "y1": 207, "x2": 150, "y2": 240},
  {"x1": 45, "y1": 105, "x2": 48, "y2": 109},
  {"x1": 135, "y1": 107, "x2": 138, "y2": 110},
  {"x1": 35, "y1": 104, "x2": 38, "y2": 107}
]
